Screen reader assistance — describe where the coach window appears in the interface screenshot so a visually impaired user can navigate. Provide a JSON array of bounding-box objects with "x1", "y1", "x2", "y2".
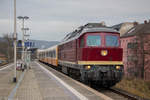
[
  {"x1": 54, "y1": 50, "x2": 56, "y2": 58},
  {"x1": 39, "y1": 53, "x2": 41, "y2": 58},
  {"x1": 48, "y1": 51, "x2": 50, "y2": 57},
  {"x1": 42, "y1": 53, "x2": 44, "y2": 58},
  {"x1": 46, "y1": 52, "x2": 47, "y2": 57},
  {"x1": 50, "y1": 51, "x2": 52, "y2": 57},
  {"x1": 46, "y1": 52, "x2": 48, "y2": 57},
  {"x1": 51, "y1": 51, "x2": 53, "y2": 58},
  {"x1": 45, "y1": 52, "x2": 46, "y2": 57},
  {"x1": 52, "y1": 51, "x2": 54, "y2": 58}
]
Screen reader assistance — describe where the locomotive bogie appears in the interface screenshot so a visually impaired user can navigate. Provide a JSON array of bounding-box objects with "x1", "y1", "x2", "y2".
[
  {"x1": 81, "y1": 65, "x2": 123, "y2": 81},
  {"x1": 80, "y1": 65, "x2": 124, "y2": 87}
]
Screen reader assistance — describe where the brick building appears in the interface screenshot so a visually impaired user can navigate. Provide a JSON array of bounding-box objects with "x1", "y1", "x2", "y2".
[{"x1": 121, "y1": 21, "x2": 150, "y2": 81}]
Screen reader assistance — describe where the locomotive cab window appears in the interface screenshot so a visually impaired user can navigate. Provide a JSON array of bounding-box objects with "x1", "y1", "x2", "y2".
[
  {"x1": 86, "y1": 35, "x2": 101, "y2": 46},
  {"x1": 105, "y1": 35, "x2": 119, "y2": 47}
]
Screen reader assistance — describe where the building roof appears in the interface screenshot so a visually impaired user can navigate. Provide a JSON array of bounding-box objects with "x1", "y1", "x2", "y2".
[
  {"x1": 111, "y1": 22, "x2": 136, "y2": 36},
  {"x1": 121, "y1": 22, "x2": 150, "y2": 38},
  {"x1": 111, "y1": 23, "x2": 123, "y2": 31}
]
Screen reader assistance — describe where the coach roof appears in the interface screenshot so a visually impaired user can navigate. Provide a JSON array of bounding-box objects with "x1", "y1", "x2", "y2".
[{"x1": 37, "y1": 45, "x2": 57, "y2": 53}]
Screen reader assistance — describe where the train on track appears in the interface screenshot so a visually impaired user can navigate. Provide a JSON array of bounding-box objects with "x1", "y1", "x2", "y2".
[{"x1": 37, "y1": 23, "x2": 124, "y2": 87}]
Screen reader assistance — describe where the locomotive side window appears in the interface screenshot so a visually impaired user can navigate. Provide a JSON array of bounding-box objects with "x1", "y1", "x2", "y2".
[
  {"x1": 86, "y1": 35, "x2": 101, "y2": 46},
  {"x1": 80, "y1": 37, "x2": 84, "y2": 48},
  {"x1": 106, "y1": 35, "x2": 119, "y2": 47}
]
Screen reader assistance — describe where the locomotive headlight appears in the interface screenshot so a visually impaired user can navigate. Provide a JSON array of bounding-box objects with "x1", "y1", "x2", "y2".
[
  {"x1": 116, "y1": 66, "x2": 120, "y2": 70},
  {"x1": 101, "y1": 50, "x2": 108, "y2": 56},
  {"x1": 85, "y1": 65, "x2": 91, "y2": 70}
]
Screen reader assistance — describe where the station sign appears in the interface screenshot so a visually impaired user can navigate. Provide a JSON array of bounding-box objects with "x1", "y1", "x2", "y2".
[
  {"x1": 17, "y1": 40, "x2": 35, "y2": 48},
  {"x1": 25, "y1": 41, "x2": 35, "y2": 47}
]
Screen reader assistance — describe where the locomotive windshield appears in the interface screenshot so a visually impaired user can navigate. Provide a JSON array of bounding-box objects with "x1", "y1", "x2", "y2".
[
  {"x1": 86, "y1": 35, "x2": 101, "y2": 46},
  {"x1": 105, "y1": 35, "x2": 119, "y2": 47}
]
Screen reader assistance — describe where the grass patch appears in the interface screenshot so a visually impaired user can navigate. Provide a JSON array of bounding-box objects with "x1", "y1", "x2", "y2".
[{"x1": 114, "y1": 77, "x2": 150, "y2": 99}]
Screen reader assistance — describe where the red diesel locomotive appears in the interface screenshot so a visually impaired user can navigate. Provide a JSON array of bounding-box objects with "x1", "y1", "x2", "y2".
[{"x1": 38, "y1": 23, "x2": 124, "y2": 87}]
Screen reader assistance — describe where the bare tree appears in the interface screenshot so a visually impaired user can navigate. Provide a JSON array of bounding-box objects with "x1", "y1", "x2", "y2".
[{"x1": 0, "y1": 34, "x2": 14, "y2": 62}]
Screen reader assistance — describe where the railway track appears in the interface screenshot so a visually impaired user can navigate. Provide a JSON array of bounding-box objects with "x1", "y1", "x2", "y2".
[
  {"x1": 96, "y1": 88, "x2": 138, "y2": 100},
  {"x1": 90, "y1": 84, "x2": 150, "y2": 100},
  {"x1": 109, "y1": 88, "x2": 149, "y2": 100},
  {"x1": 98, "y1": 88, "x2": 129, "y2": 100}
]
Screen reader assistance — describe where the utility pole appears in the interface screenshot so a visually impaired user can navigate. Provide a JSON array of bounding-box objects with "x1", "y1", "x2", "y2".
[{"x1": 13, "y1": 0, "x2": 17, "y2": 82}]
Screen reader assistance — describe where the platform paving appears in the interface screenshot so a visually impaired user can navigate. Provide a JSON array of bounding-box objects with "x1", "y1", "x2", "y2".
[
  {"x1": 32, "y1": 62, "x2": 76, "y2": 100},
  {"x1": 14, "y1": 69, "x2": 43, "y2": 100},
  {"x1": 14, "y1": 62, "x2": 75, "y2": 100},
  {"x1": 0, "y1": 64, "x2": 22, "y2": 100},
  {"x1": 12, "y1": 62, "x2": 112, "y2": 100},
  {"x1": 37, "y1": 62, "x2": 111, "y2": 100}
]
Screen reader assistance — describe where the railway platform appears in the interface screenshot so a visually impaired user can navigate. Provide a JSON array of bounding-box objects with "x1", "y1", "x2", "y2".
[
  {"x1": 0, "y1": 62, "x2": 113, "y2": 100},
  {"x1": 0, "y1": 64, "x2": 22, "y2": 100}
]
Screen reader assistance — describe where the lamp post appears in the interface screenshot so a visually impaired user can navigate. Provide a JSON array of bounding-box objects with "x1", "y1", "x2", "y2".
[
  {"x1": 17, "y1": 16, "x2": 29, "y2": 69},
  {"x1": 23, "y1": 28, "x2": 30, "y2": 68},
  {"x1": 13, "y1": 0, "x2": 17, "y2": 82}
]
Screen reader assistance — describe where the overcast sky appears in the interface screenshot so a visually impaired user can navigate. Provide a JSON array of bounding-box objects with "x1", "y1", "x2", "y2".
[{"x1": 0, "y1": 0, "x2": 150, "y2": 41}]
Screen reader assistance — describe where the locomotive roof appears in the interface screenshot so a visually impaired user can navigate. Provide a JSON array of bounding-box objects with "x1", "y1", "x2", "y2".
[{"x1": 61, "y1": 23, "x2": 118, "y2": 45}]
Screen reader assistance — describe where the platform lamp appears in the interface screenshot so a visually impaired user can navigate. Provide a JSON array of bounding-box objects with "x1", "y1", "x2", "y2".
[
  {"x1": 17, "y1": 16, "x2": 29, "y2": 69},
  {"x1": 13, "y1": 0, "x2": 17, "y2": 82},
  {"x1": 23, "y1": 28, "x2": 30, "y2": 68}
]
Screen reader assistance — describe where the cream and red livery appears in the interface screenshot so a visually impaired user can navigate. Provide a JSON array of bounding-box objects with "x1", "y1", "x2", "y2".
[{"x1": 38, "y1": 23, "x2": 124, "y2": 87}]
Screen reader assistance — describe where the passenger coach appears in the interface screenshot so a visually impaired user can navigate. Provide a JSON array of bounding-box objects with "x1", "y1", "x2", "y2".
[{"x1": 38, "y1": 46, "x2": 58, "y2": 66}]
